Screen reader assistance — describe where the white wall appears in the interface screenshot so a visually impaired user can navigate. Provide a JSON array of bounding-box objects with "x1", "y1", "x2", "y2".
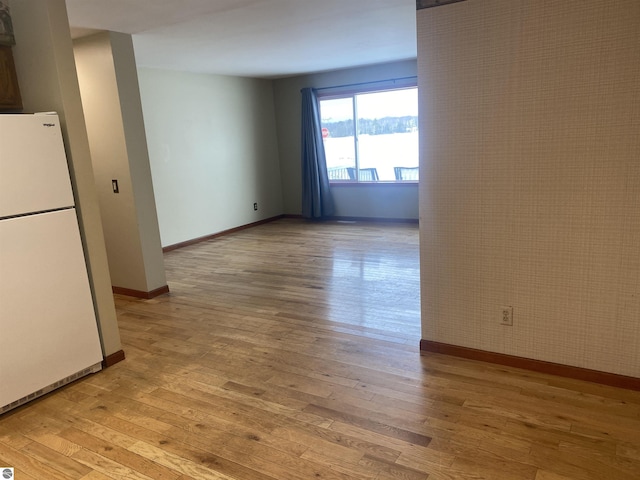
[
  {"x1": 273, "y1": 60, "x2": 419, "y2": 219},
  {"x1": 74, "y1": 32, "x2": 167, "y2": 294},
  {"x1": 418, "y1": 0, "x2": 640, "y2": 377},
  {"x1": 138, "y1": 68, "x2": 283, "y2": 248}
]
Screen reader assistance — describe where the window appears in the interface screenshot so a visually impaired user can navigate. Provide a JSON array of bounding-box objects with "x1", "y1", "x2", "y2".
[{"x1": 319, "y1": 87, "x2": 419, "y2": 183}]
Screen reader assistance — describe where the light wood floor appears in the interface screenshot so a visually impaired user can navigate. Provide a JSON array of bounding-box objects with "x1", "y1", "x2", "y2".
[{"x1": 1, "y1": 218, "x2": 640, "y2": 480}]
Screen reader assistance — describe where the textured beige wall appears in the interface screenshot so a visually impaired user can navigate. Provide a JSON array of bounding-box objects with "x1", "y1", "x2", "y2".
[{"x1": 418, "y1": 0, "x2": 639, "y2": 377}]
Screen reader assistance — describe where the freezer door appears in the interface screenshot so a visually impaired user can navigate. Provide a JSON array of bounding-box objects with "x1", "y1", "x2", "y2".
[
  {"x1": 0, "y1": 114, "x2": 75, "y2": 218},
  {"x1": 0, "y1": 209, "x2": 103, "y2": 408}
]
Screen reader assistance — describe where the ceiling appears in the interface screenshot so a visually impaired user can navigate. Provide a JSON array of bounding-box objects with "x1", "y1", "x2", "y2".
[{"x1": 65, "y1": 0, "x2": 417, "y2": 79}]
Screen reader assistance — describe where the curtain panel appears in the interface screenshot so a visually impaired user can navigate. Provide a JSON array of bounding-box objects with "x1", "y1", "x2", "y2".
[{"x1": 300, "y1": 88, "x2": 334, "y2": 219}]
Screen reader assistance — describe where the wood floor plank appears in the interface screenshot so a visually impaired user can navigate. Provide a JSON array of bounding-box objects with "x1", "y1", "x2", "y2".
[
  {"x1": 79, "y1": 471, "x2": 118, "y2": 480},
  {"x1": 18, "y1": 441, "x2": 93, "y2": 480},
  {"x1": 2, "y1": 219, "x2": 639, "y2": 479},
  {"x1": 70, "y1": 447, "x2": 158, "y2": 480},
  {"x1": 59, "y1": 427, "x2": 181, "y2": 480},
  {"x1": 25, "y1": 431, "x2": 85, "y2": 457},
  {"x1": 359, "y1": 453, "x2": 429, "y2": 480},
  {"x1": 0, "y1": 440, "x2": 74, "y2": 480},
  {"x1": 303, "y1": 404, "x2": 431, "y2": 447}
]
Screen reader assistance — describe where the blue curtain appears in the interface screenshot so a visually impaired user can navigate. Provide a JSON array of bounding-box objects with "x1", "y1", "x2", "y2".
[{"x1": 301, "y1": 88, "x2": 334, "y2": 219}]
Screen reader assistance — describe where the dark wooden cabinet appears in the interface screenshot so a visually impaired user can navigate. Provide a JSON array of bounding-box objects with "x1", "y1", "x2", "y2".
[{"x1": 0, "y1": 45, "x2": 22, "y2": 111}]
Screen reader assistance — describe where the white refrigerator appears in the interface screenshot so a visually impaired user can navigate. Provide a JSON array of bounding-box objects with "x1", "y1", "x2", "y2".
[{"x1": 0, "y1": 113, "x2": 103, "y2": 414}]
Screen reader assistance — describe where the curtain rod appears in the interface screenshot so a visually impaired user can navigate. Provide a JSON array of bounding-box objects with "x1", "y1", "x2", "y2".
[{"x1": 310, "y1": 76, "x2": 417, "y2": 92}]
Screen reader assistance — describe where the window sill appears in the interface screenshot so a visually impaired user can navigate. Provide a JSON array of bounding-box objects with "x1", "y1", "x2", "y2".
[{"x1": 329, "y1": 181, "x2": 418, "y2": 187}]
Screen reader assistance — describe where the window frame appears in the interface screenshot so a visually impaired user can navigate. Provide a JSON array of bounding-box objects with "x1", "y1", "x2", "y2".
[{"x1": 318, "y1": 83, "x2": 419, "y2": 185}]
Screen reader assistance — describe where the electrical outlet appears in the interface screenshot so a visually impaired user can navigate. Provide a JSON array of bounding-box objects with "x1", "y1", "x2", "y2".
[
  {"x1": 253, "y1": 203, "x2": 258, "y2": 211},
  {"x1": 501, "y1": 306, "x2": 513, "y2": 326}
]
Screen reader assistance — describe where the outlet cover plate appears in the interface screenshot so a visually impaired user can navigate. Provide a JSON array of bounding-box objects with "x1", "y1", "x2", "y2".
[{"x1": 501, "y1": 306, "x2": 513, "y2": 326}]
